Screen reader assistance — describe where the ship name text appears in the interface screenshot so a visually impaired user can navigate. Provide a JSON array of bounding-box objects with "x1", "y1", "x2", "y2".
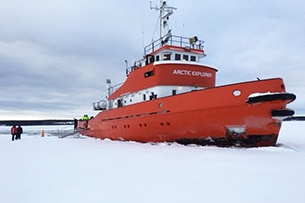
[{"x1": 173, "y1": 69, "x2": 212, "y2": 77}]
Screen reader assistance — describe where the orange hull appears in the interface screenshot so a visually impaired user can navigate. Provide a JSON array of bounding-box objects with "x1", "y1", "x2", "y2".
[{"x1": 78, "y1": 78, "x2": 295, "y2": 147}]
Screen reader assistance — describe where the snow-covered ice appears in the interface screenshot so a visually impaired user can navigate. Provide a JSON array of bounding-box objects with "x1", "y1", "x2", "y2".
[{"x1": 0, "y1": 121, "x2": 305, "y2": 203}]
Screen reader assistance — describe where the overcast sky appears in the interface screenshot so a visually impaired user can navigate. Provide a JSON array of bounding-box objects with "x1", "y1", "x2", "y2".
[{"x1": 0, "y1": 0, "x2": 304, "y2": 120}]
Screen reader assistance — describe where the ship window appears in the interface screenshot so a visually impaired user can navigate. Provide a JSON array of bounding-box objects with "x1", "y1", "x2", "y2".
[
  {"x1": 172, "y1": 90, "x2": 177, "y2": 95},
  {"x1": 117, "y1": 99, "x2": 123, "y2": 107},
  {"x1": 233, "y1": 90, "x2": 241, "y2": 96},
  {"x1": 175, "y1": 54, "x2": 181, "y2": 60},
  {"x1": 143, "y1": 94, "x2": 146, "y2": 101},
  {"x1": 156, "y1": 55, "x2": 160, "y2": 61},
  {"x1": 149, "y1": 55, "x2": 154, "y2": 63},
  {"x1": 163, "y1": 53, "x2": 171, "y2": 60},
  {"x1": 144, "y1": 70, "x2": 154, "y2": 78},
  {"x1": 190, "y1": 56, "x2": 196, "y2": 61},
  {"x1": 146, "y1": 55, "x2": 154, "y2": 65},
  {"x1": 183, "y1": 55, "x2": 189, "y2": 61},
  {"x1": 150, "y1": 92, "x2": 157, "y2": 100}
]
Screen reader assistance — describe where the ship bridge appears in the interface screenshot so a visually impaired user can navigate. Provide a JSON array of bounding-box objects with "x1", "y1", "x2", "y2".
[{"x1": 126, "y1": 34, "x2": 206, "y2": 76}]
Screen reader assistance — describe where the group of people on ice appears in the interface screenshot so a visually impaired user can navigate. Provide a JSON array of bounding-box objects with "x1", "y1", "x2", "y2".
[{"x1": 10, "y1": 125, "x2": 23, "y2": 141}]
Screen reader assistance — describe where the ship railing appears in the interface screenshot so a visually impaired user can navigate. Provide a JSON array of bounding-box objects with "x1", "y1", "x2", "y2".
[
  {"x1": 144, "y1": 35, "x2": 204, "y2": 55},
  {"x1": 125, "y1": 58, "x2": 145, "y2": 76},
  {"x1": 108, "y1": 82, "x2": 123, "y2": 96}
]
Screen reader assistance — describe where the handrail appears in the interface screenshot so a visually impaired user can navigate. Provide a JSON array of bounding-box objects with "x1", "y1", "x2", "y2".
[
  {"x1": 124, "y1": 35, "x2": 205, "y2": 76},
  {"x1": 108, "y1": 82, "x2": 123, "y2": 96},
  {"x1": 144, "y1": 35, "x2": 204, "y2": 55}
]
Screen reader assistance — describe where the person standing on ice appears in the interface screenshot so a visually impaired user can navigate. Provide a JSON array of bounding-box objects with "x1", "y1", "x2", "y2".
[
  {"x1": 10, "y1": 125, "x2": 18, "y2": 141},
  {"x1": 16, "y1": 125, "x2": 23, "y2": 140},
  {"x1": 73, "y1": 118, "x2": 78, "y2": 132},
  {"x1": 82, "y1": 114, "x2": 89, "y2": 120},
  {"x1": 82, "y1": 115, "x2": 89, "y2": 128}
]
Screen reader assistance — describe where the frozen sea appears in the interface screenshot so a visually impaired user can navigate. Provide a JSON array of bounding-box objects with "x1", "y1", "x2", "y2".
[{"x1": 0, "y1": 121, "x2": 304, "y2": 203}]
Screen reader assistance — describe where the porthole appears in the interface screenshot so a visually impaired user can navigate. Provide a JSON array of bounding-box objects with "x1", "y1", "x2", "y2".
[
  {"x1": 158, "y1": 103, "x2": 163, "y2": 108},
  {"x1": 233, "y1": 90, "x2": 241, "y2": 96}
]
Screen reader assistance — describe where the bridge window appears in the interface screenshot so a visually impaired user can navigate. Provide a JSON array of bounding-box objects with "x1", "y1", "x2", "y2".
[
  {"x1": 156, "y1": 55, "x2": 160, "y2": 61},
  {"x1": 175, "y1": 54, "x2": 181, "y2": 60},
  {"x1": 163, "y1": 53, "x2": 171, "y2": 60},
  {"x1": 146, "y1": 55, "x2": 154, "y2": 65},
  {"x1": 183, "y1": 55, "x2": 189, "y2": 61},
  {"x1": 190, "y1": 56, "x2": 196, "y2": 61}
]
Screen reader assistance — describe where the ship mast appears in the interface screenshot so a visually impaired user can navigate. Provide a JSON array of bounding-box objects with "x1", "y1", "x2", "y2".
[{"x1": 151, "y1": 1, "x2": 177, "y2": 39}]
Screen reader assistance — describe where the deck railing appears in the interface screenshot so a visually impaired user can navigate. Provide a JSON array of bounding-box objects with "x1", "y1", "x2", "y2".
[
  {"x1": 144, "y1": 35, "x2": 204, "y2": 55},
  {"x1": 124, "y1": 35, "x2": 205, "y2": 76}
]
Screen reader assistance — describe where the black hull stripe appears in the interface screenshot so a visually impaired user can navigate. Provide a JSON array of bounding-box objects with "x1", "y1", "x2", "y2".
[{"x1": 246, "y1": 93, "x2": 296, "y2": 104}]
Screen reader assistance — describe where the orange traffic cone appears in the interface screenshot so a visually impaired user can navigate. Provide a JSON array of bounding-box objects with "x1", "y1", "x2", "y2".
[{"x1": 41, "y1": 129, "x2": 45, "y2": 137}]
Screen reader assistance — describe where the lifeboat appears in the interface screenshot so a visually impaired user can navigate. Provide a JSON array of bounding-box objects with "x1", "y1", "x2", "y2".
[{"x1": 77, "y1": 1, "x2": 296, "y2": 147}]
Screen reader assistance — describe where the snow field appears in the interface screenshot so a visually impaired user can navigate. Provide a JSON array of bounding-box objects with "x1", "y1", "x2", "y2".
[{"x1": 0, "y1": 121, "x2": 304, "y2": 203}]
